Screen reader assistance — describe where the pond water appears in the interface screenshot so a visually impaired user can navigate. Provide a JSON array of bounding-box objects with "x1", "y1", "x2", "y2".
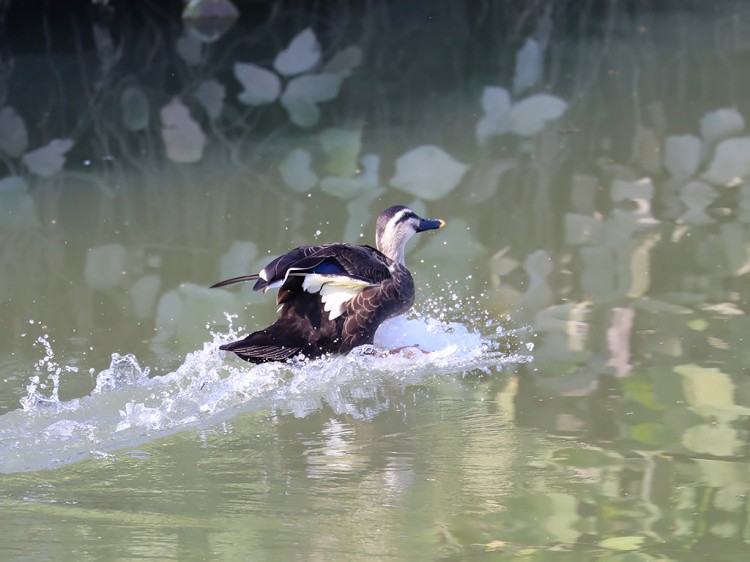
[{"x1": 2, "y1": 0, "x2": 750, "y2": 560}]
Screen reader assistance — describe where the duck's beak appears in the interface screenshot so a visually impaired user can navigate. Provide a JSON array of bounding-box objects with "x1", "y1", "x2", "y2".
[{"x1": 416, "y1": 218, "x2": 445, "y2": 232}]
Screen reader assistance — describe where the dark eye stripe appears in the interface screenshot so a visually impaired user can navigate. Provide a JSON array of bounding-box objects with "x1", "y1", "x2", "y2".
[{"x1": 395, "y1": 211, "x2": 417, "y2": 225}]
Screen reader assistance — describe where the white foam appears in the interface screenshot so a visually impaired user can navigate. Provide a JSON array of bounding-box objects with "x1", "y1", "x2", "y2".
[
  {"x1": 0, "y1": 314, "x2": 531, "y2": 474},
  {"x1": 374, "y1": 315, "x2": 483, "y2": 353}
]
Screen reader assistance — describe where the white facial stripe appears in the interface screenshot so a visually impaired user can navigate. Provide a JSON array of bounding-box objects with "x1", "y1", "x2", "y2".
[{"x1": 388, "y1": 209, "x2": 410, "y2": 228}]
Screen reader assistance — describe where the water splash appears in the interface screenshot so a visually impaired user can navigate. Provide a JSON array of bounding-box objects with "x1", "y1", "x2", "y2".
[
  {"x1": 0, "y1": 313, "x2": 531, "y2": 474},
  {"x1": 19, "y1": 332, "x2": 79, "y2": 412},
  {"x1": 93, "y1": 353, "x2": 151, "y2": 394}
]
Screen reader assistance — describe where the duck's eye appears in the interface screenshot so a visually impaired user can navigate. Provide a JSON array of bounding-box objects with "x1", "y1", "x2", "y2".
[{"x1": 395, "y1": 212, "x2": 417, "y2": 226}]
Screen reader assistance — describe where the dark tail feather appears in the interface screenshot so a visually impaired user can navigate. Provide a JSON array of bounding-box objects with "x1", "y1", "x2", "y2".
[
  {"x1": 209, "y1": 274, "x2": 260, "y2": 289},
  {"x1": 220, "y1": 332, "x2": 301, "y2": 363}
]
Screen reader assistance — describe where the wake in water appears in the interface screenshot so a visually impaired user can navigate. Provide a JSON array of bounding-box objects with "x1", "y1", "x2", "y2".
[{"x1": 0, "y1": 312, "x2": 532, "y2": 473}]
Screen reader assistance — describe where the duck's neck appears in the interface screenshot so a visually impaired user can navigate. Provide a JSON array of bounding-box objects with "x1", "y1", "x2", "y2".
[{"x1": 378, "y1": 239, "x2": 407, "y2": 267}]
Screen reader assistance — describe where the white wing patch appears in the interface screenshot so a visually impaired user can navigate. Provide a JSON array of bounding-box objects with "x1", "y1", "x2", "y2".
[{"x1": 302, "y1": 274, "x2": 374, "y2": 320}]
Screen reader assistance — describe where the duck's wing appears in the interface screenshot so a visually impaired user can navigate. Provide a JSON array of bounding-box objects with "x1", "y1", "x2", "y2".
[
  {"x1": 209, "y1": 246, "x2": 320, "y2": 291},
  {"x1": 253, "y1": 246, "x2": 320, "y2": 292},
  {"x1": 283, "y1": 245, "x2": 390, "y2": 283},
  {"x1": 278, "y1": 244, "x2": 394, "y2": 319},
  {"x1": 211, "y1": 244, "x2": 394, "y2": 320}
]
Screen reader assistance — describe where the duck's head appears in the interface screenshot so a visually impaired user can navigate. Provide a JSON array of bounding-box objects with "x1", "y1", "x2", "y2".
[{"x1": 375, "y1": 205, "x2": 445, "y2": 265}]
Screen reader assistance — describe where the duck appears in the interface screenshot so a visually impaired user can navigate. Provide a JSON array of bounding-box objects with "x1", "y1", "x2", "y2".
[{"x1": 210, "y1": 205, "x2": 445, "y2": 363}]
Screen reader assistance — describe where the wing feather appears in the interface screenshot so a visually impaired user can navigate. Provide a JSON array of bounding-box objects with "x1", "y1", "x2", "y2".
[
  {"x1": 253, "y1": 246, "x2": 320, "y2": 291},
  {"x1": 302, "y1": 274, "x2": 375, "y2": 320},
  {"x1": 209, "y1": 274, "x2": 260, "y2": 289},
  {"x1": 212, "y1": 244, "x2": 395, "y2": 321},
  {"x1": 219, "y1": 341, "x2": 301, "y2": 361}
]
